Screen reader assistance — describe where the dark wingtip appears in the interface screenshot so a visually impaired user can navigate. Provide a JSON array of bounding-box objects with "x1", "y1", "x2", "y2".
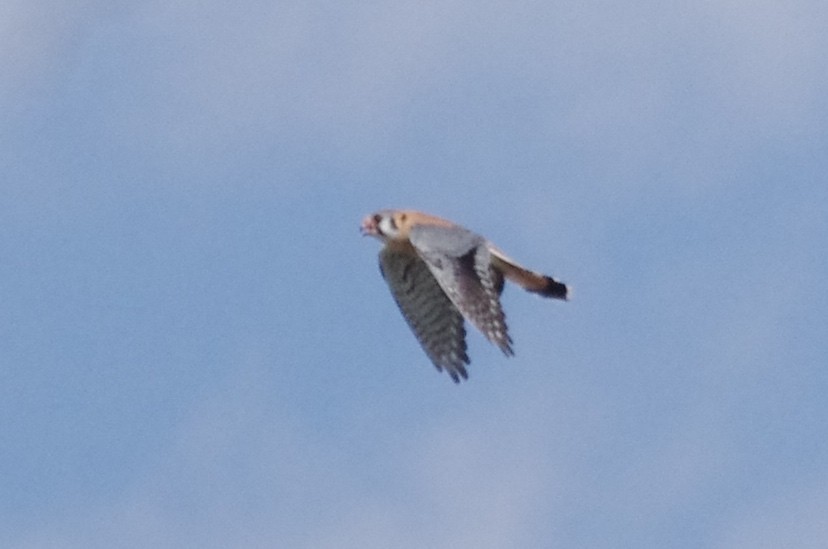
[
  {"x1": 438, "y1": 363, "x2": 469, "y2": 383},
  {"x1": 540, "y1": 276, "x2": 569, "y2": 300},
  {"x1": 448, "y1": 366, "x2": 468, "y2": 383}
]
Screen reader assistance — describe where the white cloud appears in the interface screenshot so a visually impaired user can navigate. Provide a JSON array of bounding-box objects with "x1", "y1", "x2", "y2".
[
  {"x1": 11, "y1": 365, "x2": 585, "y2": 548},
  {"x1": 0, "y1": 1, "x2": 110, "y2": 103},
  {"x1": 702, "y1": 0, "x2": 828, "y2": 133},
  {"x1": 5, "y1": 2, "x2": 828, "y2": 548},
  {"x1": 716, "y1": 485, "x2": 828, "y2": 549}
]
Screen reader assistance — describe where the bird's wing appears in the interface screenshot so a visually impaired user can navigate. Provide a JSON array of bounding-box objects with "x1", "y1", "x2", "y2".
[
  {"x1": 379, "y1": 246, "x2": 470, "y2": 382},
  {"x1": 409, "y1": 225, "x2": 512, "y2": 356}
]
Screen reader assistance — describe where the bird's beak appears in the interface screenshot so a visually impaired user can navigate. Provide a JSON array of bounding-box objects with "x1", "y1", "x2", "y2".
[{"x1": 360, "y1": 215, "x2": 378, "y2": 236}]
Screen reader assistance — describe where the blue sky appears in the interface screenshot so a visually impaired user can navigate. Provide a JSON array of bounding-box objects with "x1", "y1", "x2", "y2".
[{"x1": 2, "y1": 1, "x2": 827, "y2": 547}]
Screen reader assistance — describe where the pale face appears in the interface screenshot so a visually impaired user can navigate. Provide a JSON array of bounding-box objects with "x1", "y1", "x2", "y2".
[{"x1": 360, "y1": 210, "x2": 412, "y2": 241}]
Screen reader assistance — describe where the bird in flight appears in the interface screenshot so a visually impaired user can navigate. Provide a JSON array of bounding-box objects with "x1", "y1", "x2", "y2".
[{"x1": 361, "y1": 209, "x2": 568, "y2": 382}]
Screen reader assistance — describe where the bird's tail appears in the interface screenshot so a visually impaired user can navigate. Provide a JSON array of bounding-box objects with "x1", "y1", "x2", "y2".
[{"x1": 489, "y1": 247, "x2": 569, "y2": 300}]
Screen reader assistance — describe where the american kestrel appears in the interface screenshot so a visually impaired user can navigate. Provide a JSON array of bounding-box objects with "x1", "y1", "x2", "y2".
[{"x1": 361, "y1": 209, "x2": 568, "y2": 382}]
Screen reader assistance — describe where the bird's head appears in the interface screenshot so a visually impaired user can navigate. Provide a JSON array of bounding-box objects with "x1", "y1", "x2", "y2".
[
  {"x1": 360, "y1": 210, "x2": 412, "y2": 242},
  {"x1": 361, "y1": 209, "x2": 455, "y2": 243}
]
